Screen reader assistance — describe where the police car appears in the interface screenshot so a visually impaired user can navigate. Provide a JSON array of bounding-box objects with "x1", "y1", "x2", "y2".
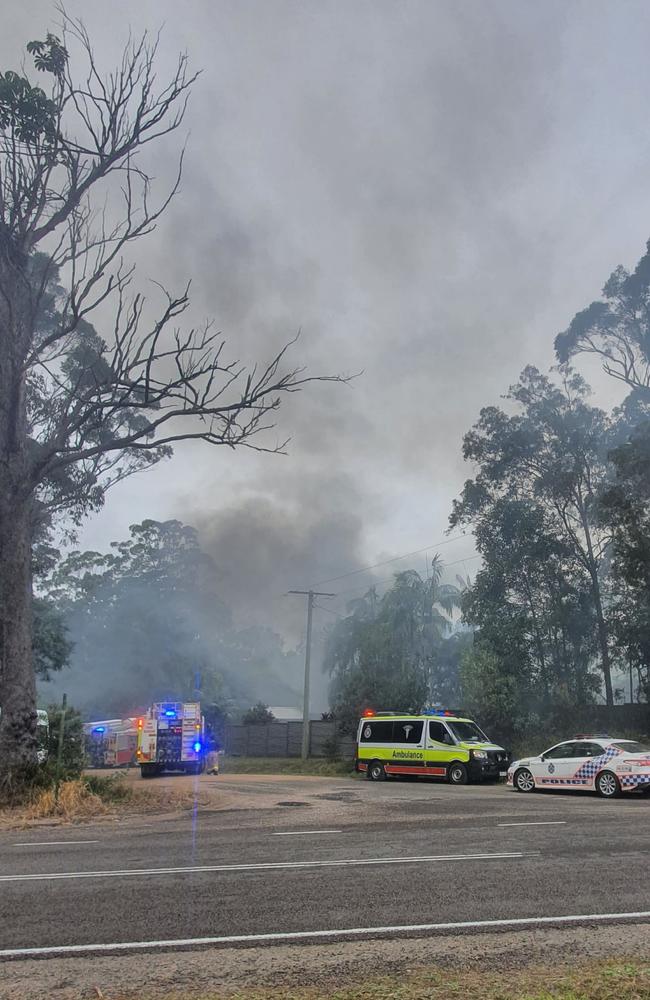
[{"x1": 508, "y1": 736, "x2": 650, "y2": 798}]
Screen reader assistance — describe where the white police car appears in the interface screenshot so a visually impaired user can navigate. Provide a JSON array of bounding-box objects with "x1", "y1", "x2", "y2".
[{"x1": 507, "y1": 736, "x2": 650, "y2": 798}]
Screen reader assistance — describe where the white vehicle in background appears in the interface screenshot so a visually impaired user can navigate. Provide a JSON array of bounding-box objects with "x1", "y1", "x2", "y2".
[
  {"x1": 0, "y1": 708, "x2": 49, "y2": 763},
  {"x1": 508, "y1": 736, "x2": 650, "y2": 798},
  {"x1": 36, "y1": 709, "x2": 49, "y2": 763}
]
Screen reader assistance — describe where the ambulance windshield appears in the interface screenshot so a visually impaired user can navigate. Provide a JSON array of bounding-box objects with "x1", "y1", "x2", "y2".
[{"x1": 448, "y1": 721, "x2": 488, "y2": 743}]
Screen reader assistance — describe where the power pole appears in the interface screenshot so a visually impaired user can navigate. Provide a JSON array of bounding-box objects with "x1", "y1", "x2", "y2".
[{"x1": 289, "y1": 590, "x2": 336, "y2": 759}]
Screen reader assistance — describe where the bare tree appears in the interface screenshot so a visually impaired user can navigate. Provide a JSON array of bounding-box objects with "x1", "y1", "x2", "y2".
[{"x1": 0, "y1": 13, "x2": 345, "y2": 786}]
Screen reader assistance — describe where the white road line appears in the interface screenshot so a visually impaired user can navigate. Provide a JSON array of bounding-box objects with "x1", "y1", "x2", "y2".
[
  {"x1": 0, "y1": 851, "x2": 536, "y2": 884},
  {"x1": 2, "y1": 911, "x2": 649, "y2": 959},
  {"x1": 272, "y1": 830, "x2": 341, "y2": 836},
  {"x1": 12, "y1": 840, "x2": 100, "y2": 847},
  {"x1": 497, "y1": 822, "x2": 567, "y2": 828}
]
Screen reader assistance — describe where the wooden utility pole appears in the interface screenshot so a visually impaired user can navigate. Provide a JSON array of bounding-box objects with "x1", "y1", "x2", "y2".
[{"x1": 289, "y1": 590, "x2": 336, "y2": 759}]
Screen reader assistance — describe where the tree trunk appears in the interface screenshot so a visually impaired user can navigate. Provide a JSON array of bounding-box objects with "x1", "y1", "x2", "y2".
[
  {"x1": 576, "y1": 493, "x2": 614, "y2": 709},
  {"x1": 0, "y1": 494, "x2": 37, "y2": 780},
  {"x1": 0, "y1": 248, "x2": 37, "y2": 786},
  {"x1": 591, "y1": 575, "x2": 614, "y2": 708}
]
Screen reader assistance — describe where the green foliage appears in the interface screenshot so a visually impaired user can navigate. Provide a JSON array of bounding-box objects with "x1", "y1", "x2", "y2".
[
  {"x1": 321, "y1": 731, "x2": 342, "y2": 761},
  {"x1": 460, "y1": 639, "x2": 531, "y2": 747},
  {"x1": 46, "y1": 702, "x2": 85, "y2": 779},
  {"x1": 0, "y1": 72, "x2": 57, "y2": 145},
  {"x1": 555, "y1": 239, "x2": 650, "y2": 395},
  {"x1": 601, "y1": 417, "x2": 650, "y2": 701},
  {"x1": 0, "y1": 34, "x2": 66, "y2": 147},
  {"x1": 32, "y1": 596, "x2": 72, "y2": 680},
  {"x1": 26, "y1": 35, "x2": 68, "y2": 78},
  {"x1": 451, "y1": 366, "x2": 613, "y2": 713},
  {"x1": 325, "y1": 562, "x2": 462, "y2": 733},
  {"x1": 83, "y1": 772, "x2": 132, "y2": 803},
  {"x1": 241, "y1": 703, "x2": 275, "y2": 726}
]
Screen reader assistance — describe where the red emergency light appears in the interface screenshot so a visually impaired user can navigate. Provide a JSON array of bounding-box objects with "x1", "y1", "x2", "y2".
[{"x1": 362, "y1": 709, "x2": 375, "y2": 717}]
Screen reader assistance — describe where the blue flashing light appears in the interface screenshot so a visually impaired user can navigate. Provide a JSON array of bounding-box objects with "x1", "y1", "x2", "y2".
[
  {"x1": 193, "y1": 741, "x2": 202, "y2": 753},
  {"x1": 164, "y1": 710, "x2": 176, "y2": 718},
  {"x1": 422, "y1": 708, "x2": 456, "y2": 717},
  {"x1": 93, "y1": 726, "x2": 105, "y2": 733}
]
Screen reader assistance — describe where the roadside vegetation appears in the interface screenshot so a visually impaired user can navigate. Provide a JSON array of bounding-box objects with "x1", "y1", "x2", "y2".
[
  {"x1": 108, "y1": 959, "x2": 650, "y2": 1000},
  {"x1": 220, "y1": 757, "x2": 355, "y2": 777}
]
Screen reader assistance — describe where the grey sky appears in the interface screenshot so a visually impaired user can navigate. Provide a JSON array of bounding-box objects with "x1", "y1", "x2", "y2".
[{"x1": 4, "y1": 1, "x2": 650, "y2": 702}]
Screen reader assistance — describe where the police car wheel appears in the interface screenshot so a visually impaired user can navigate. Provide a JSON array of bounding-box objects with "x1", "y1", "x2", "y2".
[
  {"x1": 514, "y1": 768, "x2": 535, "y2": 793},
  {"x1": 596, "y1": 770, "x2": 621, "y2": 798},
  {"x1": 448, "y1": 762, "x2": 467, "y2": 785},
  {"x1": 368, "y1": 760, "x2": 386, "y2": 781}
]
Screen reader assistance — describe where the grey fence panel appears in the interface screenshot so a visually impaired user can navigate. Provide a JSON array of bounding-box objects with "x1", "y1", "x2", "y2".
[
  {"x1": 287, "y1": 722, "x2": 303, "y2": 756},
  {"x1": 267, "y1": 723, "x2": 291, "y2": 756},
  {"x1": 223, "y1": 719, "x2": 356, "y2": 759}
]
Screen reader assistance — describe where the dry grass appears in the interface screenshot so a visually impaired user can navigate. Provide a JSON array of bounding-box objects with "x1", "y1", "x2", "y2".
[
  {"x1": 0, "y1": 774, "x2": 214, "y2": 828},
  {"x1": 109, "y1": 959, "x2": 650, "y2": 1000},
  {"x1": 25, "y1": 779, "x2": 109, "y2": 820}
]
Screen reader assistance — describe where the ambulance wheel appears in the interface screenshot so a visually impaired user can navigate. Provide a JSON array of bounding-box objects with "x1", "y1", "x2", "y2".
[
  {"x1": 448, "y1": 762, "x2": 468, "y2": 785},
  {"x1": 514, "y1": 768, "x2": 535, "y2": 793},
  {"x1": 140, "y1": 764, "x2": 159, "y2": 779},
  {"x1": 596, "y1": 770, "x2": 621, "y2": 798},
  {"x1": 367, "y1": 760, "x2": 386, "y2": 781}
]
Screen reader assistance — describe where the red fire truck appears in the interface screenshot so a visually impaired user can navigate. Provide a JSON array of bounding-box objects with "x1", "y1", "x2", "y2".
[
  {"x1": 84, "y1": 718, "x2": 138, "y2": 768},
  {"x1": 136, "y1": 702, "x2": 205, "y2": 778}
]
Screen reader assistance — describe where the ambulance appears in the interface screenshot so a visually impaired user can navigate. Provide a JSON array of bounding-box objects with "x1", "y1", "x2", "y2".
[
  {"x1": 356, "y1": 708, "x2": 509, "y2": 784},
  {"x1": 136, "y1": 702, "x2": 205, "y2": 777}
]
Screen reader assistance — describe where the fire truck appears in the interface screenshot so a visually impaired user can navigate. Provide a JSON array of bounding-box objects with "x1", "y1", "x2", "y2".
[
  {"x1": 136, "y1": 702, "x2": 206, "y2": 778},
  {"x1": 84, "y1": 718, "x2": 138, "y2": 768}
]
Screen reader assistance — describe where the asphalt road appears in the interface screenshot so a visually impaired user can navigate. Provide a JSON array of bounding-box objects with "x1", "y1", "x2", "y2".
[{"x1": 1, "y1": 774, "x2": 649, "y2": 960}]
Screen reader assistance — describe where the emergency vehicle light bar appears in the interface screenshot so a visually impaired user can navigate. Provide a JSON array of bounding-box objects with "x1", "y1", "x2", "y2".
[
  {"x1": 574, "y1": 733, "x2": 609, "y2": 739},
  {"x1": 422, "y1": 708, "x2": 462, "y2": 717}
]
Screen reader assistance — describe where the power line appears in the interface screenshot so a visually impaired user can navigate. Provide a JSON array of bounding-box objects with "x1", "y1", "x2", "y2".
[
  {"x1": 332, "y1": 552, "x2": 481, "y2": 599},
  {"x1": 309, "y1": 532, "x2": 469, "y2": 588}
]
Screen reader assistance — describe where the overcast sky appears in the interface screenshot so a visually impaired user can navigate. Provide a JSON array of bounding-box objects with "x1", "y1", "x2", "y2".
[{"x1": 4, "y1": 1, "x2": 650, "y2": 693}]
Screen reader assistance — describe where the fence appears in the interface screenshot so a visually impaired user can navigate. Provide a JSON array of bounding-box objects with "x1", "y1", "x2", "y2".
[
  {"x1": 223, "y1": 720, "x2": 356, "y2": 759},
  {"x1": 222, "y1": 704, "x2": 649, "y2": 760}
]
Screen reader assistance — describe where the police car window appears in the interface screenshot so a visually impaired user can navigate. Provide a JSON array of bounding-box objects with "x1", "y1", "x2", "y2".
[
  {"x1": 360, "y1": 721, "x2": 394, "y2": 742},
  {"x1": 429, "y1": 721, "x2": 452, "y2": 744},
  {"x1": 612, "y1": 740, "x2": 650, "y2": 754},
  {"x1": 544, "y1": 742, "x2": 575, "y2": 759},
  {"x1": 575, "y1": 742, "x2": 604, "y2": 758},
  {"x1": 395, "y1": 721, "x2": 423, "y2": 743}
]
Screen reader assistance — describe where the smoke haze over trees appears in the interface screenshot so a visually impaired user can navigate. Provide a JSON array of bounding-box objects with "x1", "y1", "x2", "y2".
[
  {"x1": 39, "y1": 520, "x2": 304, "y2": 720},
  {"x1": 324, "y1": 562, "x2": 466, "y2": 733}
]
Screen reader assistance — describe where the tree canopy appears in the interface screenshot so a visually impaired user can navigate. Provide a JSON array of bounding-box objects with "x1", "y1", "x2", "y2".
[{"x1": 324, "y1": 561, "x2": 463, "y2": 732}]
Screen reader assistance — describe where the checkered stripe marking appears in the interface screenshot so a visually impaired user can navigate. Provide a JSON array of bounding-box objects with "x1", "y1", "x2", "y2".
[
  {"x1": 621, "y1": 774, "x2": 650, "y2": 788},
  {"x1": 573, "y1": 746, "x2": 621, "y2": 780}
]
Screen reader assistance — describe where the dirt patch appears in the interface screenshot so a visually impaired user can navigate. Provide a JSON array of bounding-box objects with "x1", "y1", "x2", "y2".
[{"x1": 1, "y1": 923, "x2": 649, "y2": 999}]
